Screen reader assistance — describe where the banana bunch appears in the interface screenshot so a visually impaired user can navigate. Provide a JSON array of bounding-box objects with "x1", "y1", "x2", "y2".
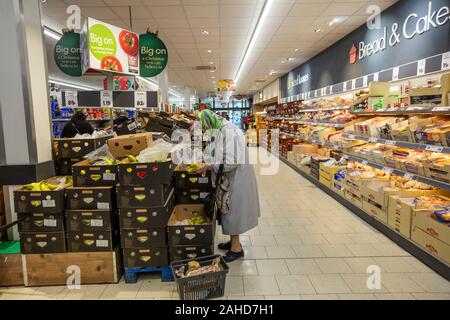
[
  {"x1": 189, "y1": 216, "x2": 207, "y2": 225},
  {"x1": 94, "y1": 157, "x2": 117, "y2": 166},
  {"x1": 187, "y1": 163, "x2": 201, "y2": 173},
  {"x1": 120, "y1": 155, "x2": 138, "y2": 164},
  {"x1": 23, "y1": 181, "x2": 58, "y2": 191}
]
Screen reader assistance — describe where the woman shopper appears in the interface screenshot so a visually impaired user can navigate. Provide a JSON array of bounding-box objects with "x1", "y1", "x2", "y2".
[
  {"x1": 198, "y1": 109, "x2": 260, "y2": 263},
  {"x1": 61, "y1": 111, "x2": 94, "y2": 138}
]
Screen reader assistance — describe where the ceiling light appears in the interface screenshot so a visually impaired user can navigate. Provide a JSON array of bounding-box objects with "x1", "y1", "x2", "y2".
[
  {"x1": 314, "y1": 28, "x2": 323, "y2": 33},
  {"x1": 211, "y1": 76, "x2": 215, "y2": 79},
  {"x1": 201, "y1": 30, "x2": 209, "y2": 35},
  {"x1": 210, "y1": 70, "x2": 215, "y2": 73},
  {"x1": 294, "y1": 48, "x2": 299, "y2": 52},
  {"x1": 287, "y1": 57, "x2": 295, "y2": 61},
  {"x1": 234, "y1": 0, "x2": 274, "y2": 85},
  {"x1": 48, "y1": 79, "x2": 98, "y2": 91},
  {"x1": 207, "y1": 50, "x2": 212, "y2": 54},
  {"x1": 44, "y1": 27, "x2": 62, "y2": 40},
  {"x1": 209, "y1": 61, "x2": 214, "y2": 65},
  {"x1": 281, "y1": 60, "x2": 286, "y2": 64}
]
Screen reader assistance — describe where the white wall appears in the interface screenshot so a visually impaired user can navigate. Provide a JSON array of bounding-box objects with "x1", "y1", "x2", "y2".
[{"x1": 253, "y1": 78, "x2": 280, "y2": 104}]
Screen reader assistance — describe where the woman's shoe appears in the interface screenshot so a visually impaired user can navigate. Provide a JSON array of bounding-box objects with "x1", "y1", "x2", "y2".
[
  {"x1": 218, "y1": 241, "x2": 231, "y2": 251},
  {"x1": 223, "y1": 249, "x2": 244, "y2": 263}
]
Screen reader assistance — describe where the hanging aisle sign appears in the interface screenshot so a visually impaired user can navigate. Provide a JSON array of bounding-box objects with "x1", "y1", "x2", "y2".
[
  {"x1": 54, "y1": 30, "x2": 82, "y2": 76},
  {"x1": 139, "y1": 31, "x2": 168, "y2": 77}
]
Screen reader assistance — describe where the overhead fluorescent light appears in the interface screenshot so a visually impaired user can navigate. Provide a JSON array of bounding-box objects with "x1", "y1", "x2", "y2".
[
  {"x1": 207, "y1": 50, "x2": 213, "y2": 54},
  {"x1": 314, "y1": 28, "x2": 323, "y2": 33},
  {"x1": 48, "y1": 79, "x2": 97, "y2": 91},
  {"x1": 201, "y1": 30, "x2": 209, "y2": 35},
  {"x1": 234, "y1": 0, "x2": 274, "y2": 85},
  {"x1": 44, "y1": 27, "x2": 62, "y2": 40}
]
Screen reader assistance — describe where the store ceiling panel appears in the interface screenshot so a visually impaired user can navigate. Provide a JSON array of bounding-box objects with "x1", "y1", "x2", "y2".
[{"x1": 41, "y1": 0, "x2": 398, "y2": 97}]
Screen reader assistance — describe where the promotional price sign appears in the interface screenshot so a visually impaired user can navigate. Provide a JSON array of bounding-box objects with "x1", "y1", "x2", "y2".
[
  {"x1": 101, "y1": 90, "x2": 113, "y2": 107},
  {"x1": 82, "y1": 18, "x2": 139, "y2": 75},
  {"x1": 65, "y1": 91, "x2": 78, "y2": 107},
  {"x1": 54, "y1": 30, "x2": 82, "y2": 76},
  {"x1": 139, "y1": 32, "x2": 168, "y2": 77},
  {"x1": 135, "y1": 91, "x2": 147, "y2": 108}
]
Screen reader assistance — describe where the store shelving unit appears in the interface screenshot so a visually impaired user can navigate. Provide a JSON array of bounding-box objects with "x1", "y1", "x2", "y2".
[{"x1": 281, "y1": 131, "x2": 343, "y2": 151}]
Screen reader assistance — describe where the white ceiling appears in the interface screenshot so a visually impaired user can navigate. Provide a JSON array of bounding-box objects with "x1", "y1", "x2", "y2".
[{"x1": 41, "y1": 0, "x2": 399, "y2": 98}]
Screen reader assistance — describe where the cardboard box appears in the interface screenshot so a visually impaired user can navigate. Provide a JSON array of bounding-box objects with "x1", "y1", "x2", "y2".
[
  {"x1": 20, "y1": 231, "x2": 66, "y2": 254},
  {"x1": 332, "y1": 179, "x2": 345, "y2": 198},
  {"x1": 361, "y1": 180, "x2": 397, "y2": 210},
  {"x1": 22, "y1": 249, "x2": 122, "y2": 286},
  {"x1": 176, "y1": 189, "x2": 212, "y2": 204},
  {"x1": 119, "y1": 193, "x2": 175, "y2": 229},
  {"x1": 123, "y1": 247, "x2": 169, "y2": 268},
  {"x1": 14, "y1": 188, "x2": 66, "y2": 214},
  {"x1": 174, "y1": 170, "x2": 213, "y2": 189},
  {"x1": 65, "y1": 210, "x2": 116, "y2": 232},
  {"x1": 412, "y1": 211, "x2": 450, "y2": 245},
  {"x1": 287, "y1": 151, "x2": 296, "y2": 164},
  {"x1": 120, "y1": 227, "x2": 167, "y2": 248},
  {"x1": 117, "y1": 185, "x2": 174, "y2": 209},
  {"x1": 388, "y1": 195, "x2": 413, "y2": 238},
  {"x1": 118, "y1": 160, "x2": 174, "y2": 186},
  {"x1": 56, "y1": 136, "x2": 110, "y2": 158},
  {"x1": 56, "y1": 157, "x2": 83, "y2": 176},
  {"x1": 66, "y1": 186, "x2": 115, "y2": 211},
  {"x1": 319, "y1": 175, "x2": 332, "y2": 188},
  {"x1": 411, "y1": 226, "x2": 450, "y2": 264},
  {"x1": 424, "y1": 163, "x2": 450, "y2": 184},
  {"x1": 344, "y1": 190, "x2": 363, "y2": 208},
  {"x1": 72, "y1": 159, "x2": 118, "y2": 187},
  {"x1": 292, "y1": 144, "x2": 318, "y2": 155},
  {"x1": 107, "y1": 132, "x2": 153, "y2": 158},
  {"x1": 18, "y1": 212, "x2": 65, "y2": 233},
  {"x1": 362, "y1": 200, "x2": 388, "y2": 223},
  {"x1": 167, "y1": 204, "x2": 215, "y2": 246},
  {"x1": 169, "y1": 245, "x2": 214, "y2": 262},
  {"x1": 402, "y1": 161, "x2": 426, "y2": 176},
  {"x1": 319, "y1": 164, "x2": 345, "y2": 181},
  {"x1": 66, "y1": 230, "x2": 118, "y2": 252}
]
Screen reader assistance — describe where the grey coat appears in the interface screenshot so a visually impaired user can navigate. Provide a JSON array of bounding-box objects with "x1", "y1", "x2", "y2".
[{"x1": 208, "y1": 122, "x2": 260, "y2": 235}]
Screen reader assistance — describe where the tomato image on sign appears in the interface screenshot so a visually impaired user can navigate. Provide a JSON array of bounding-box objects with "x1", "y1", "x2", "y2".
[
  {"x1": 119, "y1": 30, "x2": 139, "y2": 56},
  {"x1": 349, "y1": 43, "x2": 357, "y2": 64}
]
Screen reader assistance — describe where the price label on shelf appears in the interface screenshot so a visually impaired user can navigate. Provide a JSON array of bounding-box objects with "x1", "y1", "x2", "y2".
[
  {"x1": 425, "y1": 145, "x2": 444, "y2": 153},
  {"x1": 135, "y1": 91, "x2": 147, "y2": 108},
  {"x1": 361, "y1": 160, "x2": 369, "y2": 166},
  {"x1": 385, "y1": 140, "x2": 396, "y2": 146},
  {"x1": 369, "y1": 137, "x2": 378, "y2": 143},
  {"x1": 347, "y1": 134, "x2": 356, "y2": 139},
  {"x1": 363, "y1": 76, "x2": 368, "y2": 87},
  {"x1": 342, "y1": 154, "x2": 349, "y2": 160},
  {"x1": 432, "y1": 106, "x2": 450, "y2": 112},
  {"x1": 351, "y1": 79, "x2": 356, "y2": 90},
  {"x1": 315, "y1": 90, "x2": 318, "y2": 98},
  {"x1": 329, "y1": 86, "x2": 333, "y2": 94},
  {"x1": 100, "y1": 90, "x2": 113, "y2": 107},
  {"x1": 442, "y1": 52, "x2": 450, "y2": 71},
  {"x1": 373, "y1": 72, "x2": 379, "y2": 82},
  {"x1": 383, "y1": 167, "x2": 394, "y2": 174},
  {"x1": 343, "y1": 82, "x2": 347, "y2": 92},
  {"x1": 404, "y1": 173, "x2": 416, "y2": 180},
  {"x1": 392, "y1": 67, "x2": 399, "y2": 81},
  {"x1": 65, "y1": 91, "x2": 78, "y2": 107},
  {"x1": 417, "y1": 59, "x2": 426, "y2": 76}
]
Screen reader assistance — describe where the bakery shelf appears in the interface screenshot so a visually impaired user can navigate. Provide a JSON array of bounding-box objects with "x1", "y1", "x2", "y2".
[
  {"x1": 341, "y1": 133, "x2": 450, "y2": 154},
  {"x1": 342, "y1": 153, "x2": 450, "y2": 191},
  {"x1": 350, "y1": 106, "x2": 450, "y2": 116},
  {"x1": 280, "y1": 131, "x2": 342, "y2": 150},
  {"x1": 297, "y1": 105, "x2": 351, "y2": 113}
]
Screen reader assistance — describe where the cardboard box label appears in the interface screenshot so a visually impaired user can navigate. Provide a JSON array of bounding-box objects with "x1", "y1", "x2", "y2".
[
  {"x1": 42, "y1": 200, "x2": 56, "y2": 208},
  {"x1": 103, "y1": 173, "x2": 116, "y2": 181},
  {"x1": 91, "y1": 219, "x2": 104, "y2": 227},
  {"x1": 97, "y1": 202, "x2": 110, "y2": 210},
  {"x1": 43, "y1": 219, "x2": 57, "y2": 227},
  {"x1": 96, "y1": 240, "x2": 109, "y2": 247}
]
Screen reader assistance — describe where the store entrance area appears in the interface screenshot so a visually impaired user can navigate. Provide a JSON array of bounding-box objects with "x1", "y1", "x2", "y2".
[{"x1": 1, "y1": 148, "x2": 448, "y2": 300}]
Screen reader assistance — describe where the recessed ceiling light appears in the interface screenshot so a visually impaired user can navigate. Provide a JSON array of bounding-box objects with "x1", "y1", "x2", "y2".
[
  {"x1": 201, "y1": 30, "x2": 209, "y2": 35},
  {"x1": 287, "y1": 57, "x2": 295, "y2": 61},
  {"x1": 207, "y1": 50, "x2": 212, "y2": 54},
  {"x1": 314, "y1": 28, "x2": 323, "y2": 33},
  {"x1": 281, "y1": 60, "x2": 286, "y2": 64},
  {"x1": 210, "y1": 70, "x2": 215, "y2": 73},
  {"x1": 209, "y1": 61, "x2": 214, "y2": 65},
  {"x1": 294, "y1": 48, "x2": 299, "y2": 52}
]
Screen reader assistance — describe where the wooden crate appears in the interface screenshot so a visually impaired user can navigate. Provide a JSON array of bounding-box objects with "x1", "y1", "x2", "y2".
[
  {"x1": 0, "y1": 254, "x2": 24, "y2": 286},
  {"x1": 22, "y1": 248, "x2": 123, "y2": 287}
]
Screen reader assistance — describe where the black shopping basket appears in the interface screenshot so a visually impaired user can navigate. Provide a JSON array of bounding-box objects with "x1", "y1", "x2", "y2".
[{"x1": 171, "y1": 255, "x2": 229, "y2": 300}]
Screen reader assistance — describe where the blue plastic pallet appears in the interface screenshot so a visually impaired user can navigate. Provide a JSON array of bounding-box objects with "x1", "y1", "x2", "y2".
[{"x1": 124, "y1": 266, "x2": 174, "y2": 283}]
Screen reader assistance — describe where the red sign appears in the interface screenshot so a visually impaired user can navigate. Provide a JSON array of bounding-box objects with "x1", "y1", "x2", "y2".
[{"x1": 349, "y1": 44, "x2": 357, "y2": 65}]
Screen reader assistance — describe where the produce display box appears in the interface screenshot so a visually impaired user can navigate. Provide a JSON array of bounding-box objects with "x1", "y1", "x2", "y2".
[
  {"x1": 120, "y1": 227, "x2": 167, "y2": 248},
  {"x1": 423, "y1": 163, "x2": 450, "y2": 184},
  {"x1": 118, "y1": 160, "x2": 174, "y2": 186},
  {"x1": 55, "y1": 136, "x2": 110, "y2": 158},
  {"x1": 72, "y1": 159, "x2": 118, "y2": 187},
  {"x1": 117, "y1": 184, "x2": 174, "y2": 208},
  {"x1": 56, "y1": 157, "x2": 83, "y2": 176},
  {"x1": 319, "y1": 164, "x2": 346, "y2": 181},
  {"x1": 402, "y1": 161, "x2": 426, "y2": 176},
  {"x1": 362, "y1": 200, "x2": 388, "y2": 223},
  {"x1": 169, "y1": 244, "x2": 214, "y2": 262},
  {"x1": 18, "y1": 212, "x2": 65, "y2": 233},
  {"x1": 0, "y1": 241, "x2": 24, "y2": 286},
  {"x1": 167, "y1": 204, "x2": 215, "y2": 246},
  {"x1": 14, "y1": 187, "x2": 66, "y2": 214},
  {"x1": 66, "y1": 230, "x2": 119, "y2": 252},
  {"x1": 176, "y1": 189, "x2": 212, "y2": 205},
  {"x1": 20, "y1": 231, "x2": 66, "y2": 254},
  {"x1": 118, "y1": 192, "x2": 175, "y2": 229},
  {"x1": 332, "y1": 179, "x2": 345, "y2": 198},
  {"x1": 344, "y1": 190, "x2": 363, "y2": 208},
  {"x1": 107, "y1": 132, "x2": 153, "y2": 159},
  {"x1": 174, "y1": 170, "x2": 213, "y2": 189},
  {"x1": 22, "y1": 248, "x2": 122, "y2": 286},
  {"x1": 412, "y1": 210, "x2": 450, "y2": 246},
  {"x1": 123, "y1": 247, "x2": 169, "y2": 268},
  {"x1": 411, "y1": 226, "x2": 450, "y2": 265},
  {"x1": 66, "y1": 186, "x2": 115, "y2": 211},
  {"x1": 65, "y1": 210, "x2": 117, "y2": 232}
]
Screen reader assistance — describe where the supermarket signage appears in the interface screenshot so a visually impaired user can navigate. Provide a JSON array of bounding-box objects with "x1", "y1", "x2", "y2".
[
  {"x1": 139, "y1": 32, "x2": 168, "y2": 77},
  {"x1": 357, "y1": 1, "x2": 449, "y2": 62},
  {"x1": 54, "y1": 31, "x2": 82, "y2": 76},
  {"x1": 287, "y1": 73, "x2": 310, "y2": 90},
  {"x1": 81, "y1": 18, "x2": 139, "y2": 75}
]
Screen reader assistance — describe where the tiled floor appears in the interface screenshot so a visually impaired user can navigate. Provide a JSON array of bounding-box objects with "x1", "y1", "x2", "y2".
[{"x1": 1, "y1": 148, "x2": 449, "y2": 300}]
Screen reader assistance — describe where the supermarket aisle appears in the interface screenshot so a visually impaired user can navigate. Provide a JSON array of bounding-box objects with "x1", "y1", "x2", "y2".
[{"x1": 1, "y1": 148, "x2": 449, "y2": 300}]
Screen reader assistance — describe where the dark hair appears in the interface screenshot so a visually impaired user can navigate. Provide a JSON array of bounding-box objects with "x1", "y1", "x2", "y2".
[{"x1": 71, "y1": 111, "x2": 86, "y2": 122}]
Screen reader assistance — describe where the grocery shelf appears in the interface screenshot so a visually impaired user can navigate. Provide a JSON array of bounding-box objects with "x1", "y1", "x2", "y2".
[
  {"x1": 298, "y1": 105, "x2": 351, "y2": 113},
  {"x1": 342, "y1": 153, "x2": 450, "y2": 191},
  {"x1": 342, "y1": 133, "x2": 450, "y2": 154},
  {"x1": 267, "y1": 148, "x2": 450, "y2": 281},
  {"x1": 265, "y1": 117, "x2": 348, "y2": 128},
  {"x1": 350, "y1": 107, "x2": 450, "y2": 116},
  {"x1": 52, "y1": 119, "x2": 110, "y2": 122},
  {"x1": 280, "y1": 131, "x2": 342, "y2": 150}
]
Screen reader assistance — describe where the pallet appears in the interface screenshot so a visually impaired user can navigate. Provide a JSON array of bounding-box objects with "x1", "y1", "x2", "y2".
[
  {"x1": 124, "y1": 266, "x2": 174, "y2": 283},
  {"x1": 23, "y1": 248, "x2": 123, "y2": 286},
  {"x1": 0, "y1": 242, "x2": 24, "y2": 286}
]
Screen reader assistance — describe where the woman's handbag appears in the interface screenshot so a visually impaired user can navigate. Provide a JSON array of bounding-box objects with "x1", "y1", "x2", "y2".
[{"x1": 205, "y1": 164, "x2": 224, "y2": 224}]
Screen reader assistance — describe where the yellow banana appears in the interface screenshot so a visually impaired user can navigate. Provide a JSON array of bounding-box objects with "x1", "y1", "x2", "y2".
[{"x1": 126, "y1": 155, "x2": 138, "y2": 163}]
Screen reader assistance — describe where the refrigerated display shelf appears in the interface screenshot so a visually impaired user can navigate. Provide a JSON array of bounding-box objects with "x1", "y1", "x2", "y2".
[
  {"x1": 342, "y1": 133, "x2": 450, "y2": 154},
  {"x1": 280, "y1": 131, "x2": 343, "y2": 150}
]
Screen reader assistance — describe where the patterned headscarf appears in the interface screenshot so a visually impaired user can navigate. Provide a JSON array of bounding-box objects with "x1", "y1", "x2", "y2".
[{"x1": 198, "y1": 109, "x2": 224, "y2": 131}]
